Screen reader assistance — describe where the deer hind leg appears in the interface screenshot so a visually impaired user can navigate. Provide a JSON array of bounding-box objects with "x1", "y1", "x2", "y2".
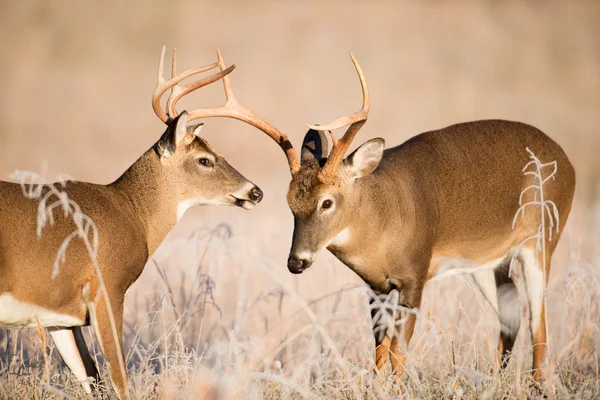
[
  {"x1": 472, "y1": 267, "x2": 502, "y2": 371},
  {"x1": 388, "y1": 282, "x2": 424, "y2": 387},
  {"x1": 49, "y1": 327, "x2": 100, "y2": 394},
  {"x1": 369, "y1": 297, "x2": 391, "y2": 371},
  {"x1": 89, "y1": 294, "x2": 127, "y2": 399},
  {"x1": 473, "y1": 258, "x2": 521, "y2": 372},
  {"x1": 520, "y1": 246, "x2": 550, "y2": 382},
  {"x1": 494, "y1": 259, "x2": 521, "y2": 368}
]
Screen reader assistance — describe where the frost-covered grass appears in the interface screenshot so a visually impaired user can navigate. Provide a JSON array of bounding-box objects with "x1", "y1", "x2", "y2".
[{"x1": 1, "y1": 207, "x2": 599, "y2": 399}]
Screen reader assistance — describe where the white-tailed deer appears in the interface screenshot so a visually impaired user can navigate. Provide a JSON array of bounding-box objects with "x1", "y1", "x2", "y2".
[
  {"x1": 0, "y1": 48, "x2": 297, "y2": 398},
  {"x1": 269, "y1": 54, "x2": 576, "y2": 387}
]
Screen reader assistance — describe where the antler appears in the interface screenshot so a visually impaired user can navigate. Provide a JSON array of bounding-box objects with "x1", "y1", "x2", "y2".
[
  {"x1": 151, "y1": 47, "x2": 300, "y2": 174},
  {"x1": 307, "y1": 53, "x2": 370, "y2": 184},
  {"x1": 152, "y1": 46, "x2": 235, "y2": 124},
  {"x1": 183, "y1": 50, "x2": 300, "y2": 175}
]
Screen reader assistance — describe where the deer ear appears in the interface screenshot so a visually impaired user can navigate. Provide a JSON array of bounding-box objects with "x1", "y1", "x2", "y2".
[
  {"x1": 301, "y1": 128, "x2": 329, "y2": 165},
  {"x1": 176, "y1": 122, "x2": 205, "y2": 146},
  {"x1": 189, "y1": 122, "x2": 204, "y2": 138},
  {"x1": 342, "y1": 138, "x2": 385, "y2": 180},
  {"x1": 173, "y1": 111, "x2": 189, "y2": 147},
  {"x1": 156, "y1": 111, "x2": 189, "y2": 159}
]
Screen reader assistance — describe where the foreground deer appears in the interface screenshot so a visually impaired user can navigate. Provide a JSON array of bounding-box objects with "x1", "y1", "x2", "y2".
[
  {"x1": 0, "y1": 48, "x2": 296, "y2": 398},
  {"x1": 270, "y1": 54, "x2": 575, "y2": 386}
]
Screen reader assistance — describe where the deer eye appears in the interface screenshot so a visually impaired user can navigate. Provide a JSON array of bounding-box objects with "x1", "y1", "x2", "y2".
[
  {"x1": 321, "y1": 199, "x2": 333, "y2": 210},
  {"x1": 197, "y1": 157, "x2": 212, "y2": 168}
]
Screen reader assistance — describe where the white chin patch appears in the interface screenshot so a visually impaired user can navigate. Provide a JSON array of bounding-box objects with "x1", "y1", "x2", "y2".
[
  {"x1": 229, "y1": 183, "x2": 259, "y2": 210},
  {"x1": 240, "y1": 200, "x2": 256, "y2": 210}
]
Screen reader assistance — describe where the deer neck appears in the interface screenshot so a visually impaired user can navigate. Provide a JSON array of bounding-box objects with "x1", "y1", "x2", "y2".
[
  {"x1": 332, "y1": 174, "x2": 412, "y2": 255},
  {"x1": 110, "y1": 149, "x2": 178, "y2": 255}
]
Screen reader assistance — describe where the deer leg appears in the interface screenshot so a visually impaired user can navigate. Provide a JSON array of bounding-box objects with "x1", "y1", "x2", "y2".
[
  {"x1": 72, "y1": 327, "x2": 102, "y2": 387},
  {"x1": 520, "y1": 247, "x2": 550, "y2": 382},
  {"x1": 89, "y1": 293, "x2": 127, "y2": 399},
  {"x1": 472, "y1": 268, "x2": 502, "y2": 372},
  {"x1": 49, "y1": 327, "x2": 100, "y2": 394},
  {"x1": 388, "y1": 282, "x2": 424, "y2": 386},
  {"x1": 495, "y1": 262, "x2": 521, "y2": 370},
  {"x1": 369, "y1": 296, "x2": 391, "y2": 371},
  {"x1": 472, "y1": 259, "x2": 521, "y2": 372}
]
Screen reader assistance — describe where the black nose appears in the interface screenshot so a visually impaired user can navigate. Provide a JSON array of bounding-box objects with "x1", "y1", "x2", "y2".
[
  {"x1": 249, "y1": 186, "x2": 263, "y2": 203},
  {"x1": 287, "y1": 255, "x2": 308, "y2": 274}
]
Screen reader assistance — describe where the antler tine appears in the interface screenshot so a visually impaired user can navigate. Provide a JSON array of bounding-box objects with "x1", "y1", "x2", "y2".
[
  {"x1": 166, "y1": 65, "x2": 236, "y2": 118},
  {"x1": 327, "y1": 130, "x2": 339, "y2": 146},
  {"x1": 217, "y1": 49, "x2": 236, "y2": 104},
  {"x1": 312, "y1": 52, "x2": 370, "y2": 184},
  {"x1": 186, "y1": 50, "x2": 301, "y2": 175},
  {"x1": 157, "y1": 45, "x2": 166, "y2": 85},
  {"x1": 152, "y1": 47, "x2": 220, "y2": 124},
  {"x1": 165, "y1": 47, "x2": 234, "y2": 121},
  {"x1": 307, "y1": 53, "x2": 369, "y2": 131},
  {"x1": 166, "y1": 48, "x2": 178, "y2": 118},
  {"x1": 151, "y1": 48, "x2": 300, "y2": 174},
  {"x1": 171, "y1": 48, "x2": 177, "y2": 77}
]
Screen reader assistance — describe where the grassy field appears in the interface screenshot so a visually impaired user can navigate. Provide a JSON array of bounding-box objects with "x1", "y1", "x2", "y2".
[
  {"x1": 1, "y1": 1, "x2": 599, "y2": 399},
  {"x1": 1, "y1": 209, "x2": 599, "y2": 399}
]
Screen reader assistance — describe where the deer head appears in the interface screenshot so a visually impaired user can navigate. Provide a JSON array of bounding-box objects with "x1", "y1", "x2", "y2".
[
  {"x1": 149, "y1": 47, "x2": 304, "y2": 217},
  {"x1": 286, "y1": 54, "x2": 384, "y2": 273},
  {"x1": 247, "y1": 53, "x2": 381, "y2": 273},
  {"x1": 286, "y1": 135, "x2": 384, "y2": 273}
]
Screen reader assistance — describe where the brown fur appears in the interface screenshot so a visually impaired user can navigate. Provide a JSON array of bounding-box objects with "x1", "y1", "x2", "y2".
[
  {"x1": 287, "y1": 119, "x2": 576, "y2": 387},
  {"x1": 0, "y1": 117, "x2": 262, "y2": 398}
]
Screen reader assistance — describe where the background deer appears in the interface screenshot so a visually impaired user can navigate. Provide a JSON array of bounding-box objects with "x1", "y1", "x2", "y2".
[
  {"x1": 0, "y1": 48, "x2": 296, "y2": 399},
  {"x1": 267, "y1": 54, "x2": 576, "y2": 387}
]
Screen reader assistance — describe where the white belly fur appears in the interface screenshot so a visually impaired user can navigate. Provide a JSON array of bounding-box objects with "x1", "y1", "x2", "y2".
[
  {"x1": 430, "y1": 255, "x2": 506, "y2": 281},
  {"x1": 0, "y1": 293, "x2": 84, "y2": 329}
]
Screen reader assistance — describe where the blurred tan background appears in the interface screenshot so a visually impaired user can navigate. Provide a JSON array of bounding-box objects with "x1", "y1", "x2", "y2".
[
  {"x1": 1, "y1": 0, "x2": 599, "y2": 292},
  {"x1": 1, "y1": 1, "x2": 599, "y2": 196},
  {"x1": 1, "y1": 2, "x2": 600, "y2": 395}
]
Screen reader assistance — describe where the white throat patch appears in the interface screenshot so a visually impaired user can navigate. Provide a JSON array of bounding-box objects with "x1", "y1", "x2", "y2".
[
  {"x1": 177, "y1": 199, "x2": 196, "y2": 220},
  {"x1": 177, "y1": 198, "x2": 225, "y2": 220},
  {"x1": 328, "y1": 228, "x2": 352, "y2": 247}
]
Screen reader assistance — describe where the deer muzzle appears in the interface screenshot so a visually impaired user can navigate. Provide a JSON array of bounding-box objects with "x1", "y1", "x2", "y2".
[
  {"x1": 232, "y1": 184, "x2": 263, "y2": 210},
  {"x1": 287, "y1": 254, "x2": 313, "y2": 274}
]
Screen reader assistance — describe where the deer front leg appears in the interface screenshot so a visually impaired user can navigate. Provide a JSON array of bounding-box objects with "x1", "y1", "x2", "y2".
[
  {"x1": 49, "y1": 327, "x2": 100, "y2": 394},
  {"x1": 89, "y1": 291, "x2": 128, "y2": 399},
  {"x1": 388, "y1": 280, "x2": 424, "y2": 387},
  {"x1": 369, "y1": 296, "x2": 391, "y2": 371}
]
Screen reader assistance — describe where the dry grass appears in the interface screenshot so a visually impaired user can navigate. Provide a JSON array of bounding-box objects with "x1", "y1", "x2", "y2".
[
  {"x1": 1, "y1": 213, "x2": 600, "y2": 399},
  {"x1": 1, "y1": 1, "x2": 599, "y2": 399}
]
